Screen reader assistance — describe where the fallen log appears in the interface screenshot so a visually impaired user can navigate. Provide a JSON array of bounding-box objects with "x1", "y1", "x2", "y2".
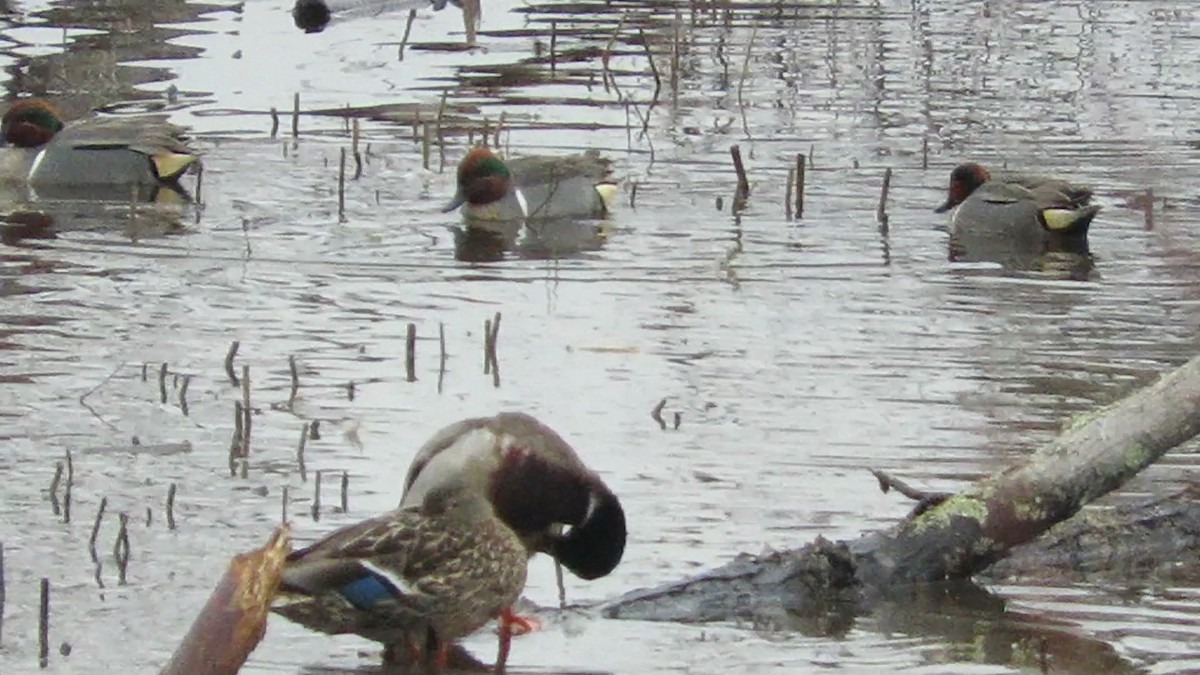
[
  {"x1": 601, "y1": 353, "x2": 1200, "y2": 622},
  {"x1": 161, "y1": 525, "x2": 291, "y2": 675}
]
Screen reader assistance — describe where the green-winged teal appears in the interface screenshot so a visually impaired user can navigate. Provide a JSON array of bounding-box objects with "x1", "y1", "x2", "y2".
[
  {"x1": 273, "y1": 475, "x2": 529, "y2": 670},
  {"x1": 401, "y1": 412, "x2": 627, "y2": 584},
  {"x1": 442, "y1": 147, "x2": 618, "y2": 222},
  {"x1": 935, "y1": 163, "x2": 1100, "y2": 262},
  {"x1": 0, "y1": 98, "x2": 199, "y2": 193}
]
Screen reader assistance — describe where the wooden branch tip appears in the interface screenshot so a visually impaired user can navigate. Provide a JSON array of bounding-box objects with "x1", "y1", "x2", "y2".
[
  {"x1": 292, "y1": 92, "x2": 300, "y2": 138},
  {"x1": 160, "y1": 525, "x2": 291, "y2": 675},
  {"x1": 38, "y1": 578, "x2": 48, "y2": 668},
  {"x1": 406, "y1": 323, "x2": 417, "y2": 383},
  {"x1": 729, "y1": 145, "x2": 750, "y2": 199},
  {"x1": 297, "y1": 422, "x2": 309, "y2": 483},
  {"x1": 89, "y1": 496, "x2": 108, "y2": 561},
  {"x1": 225, "y1": 340, "x2": 239, "y2": 386},
  {"x1": 167, "y1": 483, "x2": 177, "y2": 531},
  {"x1": 288, "y1": 355, "x2": 300, "y2": 409},
  {"x1": 158, "y1": 362, "x2": 169, "y2": 404}
]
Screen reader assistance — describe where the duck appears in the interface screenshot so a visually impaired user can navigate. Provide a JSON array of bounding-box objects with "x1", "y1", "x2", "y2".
[
  {"x1": 934, "y1": 163, "x2": 1100, "y2": 263},
  {"x1": 0, "y1": 98, "x2": 199, "y2": 194},
  {"x1": 401, "y1": 413, "x2": 627, "y2": 586},
  {"x1": 272, "y1": 475, "x2": 530, "y2": 671},
  {"x1": 442, "y1": 147, "x2": 618, "y2": 223}
]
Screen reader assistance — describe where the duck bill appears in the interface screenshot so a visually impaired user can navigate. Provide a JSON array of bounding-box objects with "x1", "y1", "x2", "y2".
[
  {"x1": 933, "y1": 197, "x2": 956, "y2": 214},
  {"x1": 441, "y1": 191, "x2": 466, "y2": 213}
]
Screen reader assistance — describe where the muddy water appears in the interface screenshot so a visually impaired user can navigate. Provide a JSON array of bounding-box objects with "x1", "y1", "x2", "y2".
[{"x1": 1, "y1": 0, "x2": 1200, "y2": 673}]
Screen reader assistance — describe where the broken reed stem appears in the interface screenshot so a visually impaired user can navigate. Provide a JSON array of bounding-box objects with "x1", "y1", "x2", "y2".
[
  {"x1": 347, "y1": 381, "x2": 355, "y2": 401},
  {"x1": 795, "y1": 153, "x2": 806, "y2": 218},
  {"x1": 297, "y1": 422, "x2": 309, "y2": 483},
  {"x1": 730, "y1": 145, "x2": 750, "y2": 202},
  {"x1": 483, "y1": 318, "x2": 493, "y2": 374},
  {"x1": 1144, "y1": 188, "x2": 1154, "y2": 230},
  {"x1": 38, "y1": 578, "x2": 48, "y2": 668},
  {"x1": 281, "y1": 486, "x2": 289, "y2": 523},
  {"x1": 178, "y1": 375, "x2": 191, "y2": 416},
  {"x1": 288, "y1": 355, "x2": 300, "y2": 409},
  {"x1": 785, "y1": 168, "x2": 795, "y2": 219},
  {"x1": 241, "y1": 365, "x2": 252, "y2": 461},
  {"x1": 340, "y1": 471, "x2": 349, "y2": 512},
  {"x1": 113, "y1": 512, "x2": 131, "y2": 585},
  {"x1": 269, "y1": 107, "x2": 279, "y2": 138},
  {"x1": 601, "y1": 11, "x2": 628, "y2": 94},
  {"x1": 166, "y1": 483, "x2": 177, "y2": 530},
  {"x1": 673, "y1": 412, "x2": 682, "y2": 429},
  {"x1": 352, "y1": 119, "x2": 363, "y2": 180},
  {"x1": 406, "y1": 323, "x2": 417, "y2": 382},
  {"x1": 292, "y1": 92, "x2": 300, "y2": 138},
  {"x1": 630, "y1": 182, "x2": 638, "y2": 208},
  {"x1": 398, "y1": 9, "x2": 417, "y2": 60},
  {"x1": 921, "y1": 136, "x2": 929, "y2": 170},
  {"x1": 651, "y1": 398, "x2": 667, "y2": 430},
  {"x1": 549, "y1": 21, "x2": 558, "y2": 75},
  {"x1": 311, "y1": 471, "x2": 322, "y2": 520},
  {"x1": 48, "y1": 462, "x2": 63, "y2": 515},
  {"x1": 437, "y1": 322, "x2": 447, "y2": 394},
  {"x1": 638, "y1": 28, "x2": 662, "y2": 102},
  {"x1": 422, "y1": 123, "x2": 432, "y2": 171},
  {"x1": 63, "y1": 451, "x2": 73, "y2": 524},
  {"x1": 145, "y1": 506, "x2": 152, "y2": 527},
  {"x1": 877, "y1": 167, "x2": 893, "y2": 225},
  {"x1": 230, "y1": 401, "x2": 243, "y2": 477},
  {"x1": 141, "y1": 363, "x2": 147, "y2": 381},
  {"x1": 89, "y1": 497, "x2": 108, "y2": 562},
  {"x1": 338, "y1": 148, "x2": 347, "y2": 220},
  {"x1": 158, "y1": 362, "x2": 169, "y2": 404},
  {"x1": 224, "y1": 340, "x2": 240, "y2": 386}
]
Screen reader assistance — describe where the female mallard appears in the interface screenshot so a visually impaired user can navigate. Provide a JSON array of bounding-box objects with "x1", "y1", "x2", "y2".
[
  {"x1": 272, "y1": 476, "x2": 529, "y2": 670},
  {"x1": 0, "y1": 98, "x2": 199, "y2": 192},
  {"x1": 934, "y1": 163, "x2": 1100, "y2": 263},
  {"x1": 442, "y1": 147, "x2": 618, "y2": 222},
  {"x1": 401, "y1": 413, "x2": 627, "y2": 584}
]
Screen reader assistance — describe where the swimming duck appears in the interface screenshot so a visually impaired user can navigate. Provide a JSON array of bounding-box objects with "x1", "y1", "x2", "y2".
[
  {"x1": 0, "y1": 98, "x2": 199, "y2": 193},
  {"x1": 272, "y1": 476, "x2": 529, "y2": 670},
  {"x1": 401, "y1": 413, "x2": 627, "y2": 584},
  {"x1": 934, "y1": 163, "x2": 1100, "y2": 263},
  {"x1": 442, "y1": 147, "x2": 618, "y2": 222}
]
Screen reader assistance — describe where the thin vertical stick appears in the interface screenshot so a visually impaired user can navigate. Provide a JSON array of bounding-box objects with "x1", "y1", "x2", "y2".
[
  {"x1": 550, "y1": 21, "x2": 558, "y2": 74},
  {"x1": 230, "y1": 401, "x2": 243, "y2": 477},
  {"x1": 288, "y1": 355, "x2": 300, "y2": 409},
  {"x1": 340, "y1": 471, "x2": 349, "y2": 512},
  {"x1": 292, "y1": 92, "x2": 300, "y2": 138},
  {"x1": 785, "y1": 167, "x2": 795, "y2": 220},
  {"x1": 281, "y1": 486, "x2": 289, "y2": 523},
  {"x1": 422, "y1": 123, "x2": 432, "y2": 171},
  {"x1": 338, "y1": 148, "x2": 347, "y2": 221},
  {"x1": 114, "y1": 513, "x2": 131, "y2": 585},
  {"x1": 38, "y1": 578, "x2": 48, "y2": 668},
  {"x1": 297, "y1": 422, "x2": 309, "y2": 483},
  {"x1": 730, "y1": 145, "x2": 749, "y2": 203},
  {"x1": 89, "y1": 497, "x2": 108, "y2": 562},
  {"x1": 795, "y1": 153, "x2": 806, "y2": 218},
  {"x1": 1143, "y1": 188, "x2": 1154, "y2": 230},
  {"x1": 166, "y1": 483, "x2": 177, "y2": 530},
  {"x1": 63, "y1": 451, "x2": 73, "y2": 525},
  {"x1": 406, "y1": 323, "x2": 417, "y2": 383},
  {"x1": 241, "y1": 365, "x2": 252, "y2": 459},
  {"x1": 311, "y1": 471, "x2": 322, "y2": 521},
  {"x1": 48, "y1": 462, "x2": 63, "y2": 515},
  {"x1": 224, "y1": 340, "x2": 240, "y2": 386},
  {"x1": 921, "y1": 136, "x2": 929, "y2": 170},
  {"x1": 178, "y1": 375, "x2": 191, "y2": 416},
  {"x1": 398, "y1": 9, "x2": 417, "y2": 61},
  {"x1": 437, "y1": 323, "x2": 447, "y2": 394},
  {"x1": 269, "y1": 107, "x2": 279, "y2": 138},
  {"x1": 877, "y1": 168, "x2": 892, "y2": 224},
  {"x1": 159, "y1": 362, "x2": 169, "y2": 404},
  {"x1": 145, "y1": 506, "x2": 152, "y2": 527},
  {"x1": 483, "y1": 317, "x2": 493, "y2": 374},
  {"x1": 630, "y1": 182, "x2": 638, "y2": 208},
  {"x1": 352, "y1": 119, "x2": 363, "y2": 180}
]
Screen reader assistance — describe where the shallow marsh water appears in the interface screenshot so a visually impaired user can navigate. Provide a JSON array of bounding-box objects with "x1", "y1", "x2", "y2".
[{"x1": 0, "y1": 0, "x2": 1199, "y2": 673}]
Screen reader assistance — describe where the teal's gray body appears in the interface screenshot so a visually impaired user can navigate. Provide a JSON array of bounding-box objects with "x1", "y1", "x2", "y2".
[
  {"x1": 0, "y1": 115, "x2": 195, "y2": 190},
  {"x1": 458, "y1": 151, "x2": 615, "y2": 222},
  {"x1": 945, "y1": 173, "x2": 1099, "y2": 265}
]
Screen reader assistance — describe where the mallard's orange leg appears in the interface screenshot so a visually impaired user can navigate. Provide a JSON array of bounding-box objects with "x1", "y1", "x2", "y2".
[{"x1": 495, "y1": 606, "x2": 540, "y2": 673}]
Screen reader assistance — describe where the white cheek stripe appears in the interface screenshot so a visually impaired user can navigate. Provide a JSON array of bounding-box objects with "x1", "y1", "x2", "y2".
[
  {"x1": 28, "y1": 148, "x2": 47, "y2": 182},
  {"x1": 514, "y1": 187, "x2": 529, "y2": 217}
]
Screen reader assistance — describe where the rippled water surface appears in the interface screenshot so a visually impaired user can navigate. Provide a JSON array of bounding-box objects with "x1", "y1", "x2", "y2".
[{"x1": 1, "y1": 0, "x2": 1200, "y2": 673}]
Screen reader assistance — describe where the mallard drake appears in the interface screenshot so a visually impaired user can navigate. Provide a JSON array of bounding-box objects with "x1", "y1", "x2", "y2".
[
  {"x1": 401, "y1": 413, "x2": 627, "y2": 584},
  {"x1": 0, "y1": 98, "x2": 199, "y2": 194},
  {"x1": 442, "y1": 147, "x2": 618, "y2": 222},
  {"x1": 934, "y1": 163, "x2": 1100, "y2": 263},
  {"x1": 272, "y1": 476, "x2": 528, "y2": 670}
]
